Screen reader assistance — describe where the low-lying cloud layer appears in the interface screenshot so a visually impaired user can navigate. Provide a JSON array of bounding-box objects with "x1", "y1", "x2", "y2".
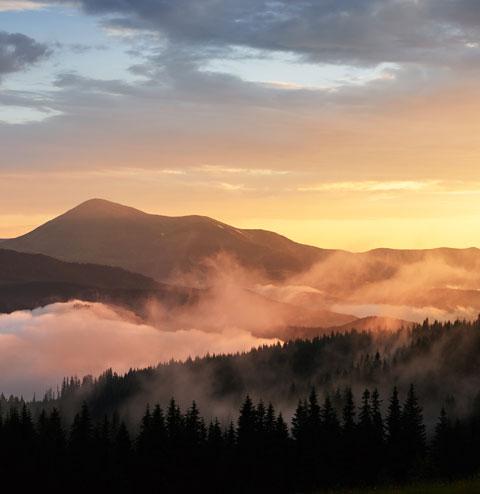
[
  {"x1": 0, "y1": 300, "x2": 279, "y2": 398},
  {"x1": 250, "y1": 249, "x2": 480, "y2": 324},
  {"x1": 3, "y1": 249, "x2": 480, "y2": 402}
]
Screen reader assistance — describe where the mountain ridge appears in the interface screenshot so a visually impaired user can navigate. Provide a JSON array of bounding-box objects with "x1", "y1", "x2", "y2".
[
  {"x1": 2, "y1": 198, "x2": 333, "y2": 282},
  {"x1": 3, "y1": 199, "x2": 480, "y2": 316}
]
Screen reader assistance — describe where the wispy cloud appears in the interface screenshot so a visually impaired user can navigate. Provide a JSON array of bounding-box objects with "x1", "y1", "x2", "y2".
[
  {"x1": 0, "y1": 105, "x2": 61, "y2": 125},
  {"x1": 0, "y1": 1, "x2": 51, "y2": 11},
  {"x1": 90, "y1": 167, "x2": 187, "y2": 177},
  {"x1": 258, "y1": 81, "x2": 307, "y2": 91},
  {"x1": 215, "y1": 182, "x2": 256, "y2": 191},
  {"x1": 297, "y1": 180, "x2": 441, "y2": 192},
  {"x1": 199, "y1": 165, "x2": 291, "y2": 176}
]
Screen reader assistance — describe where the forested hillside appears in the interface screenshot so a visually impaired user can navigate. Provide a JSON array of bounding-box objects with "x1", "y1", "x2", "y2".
[
  {"x1": 0, "y1": 384, "x2": 478, "y2": 492},
  {"x1": 3, "y1": 317, "x2": 479, "y2": 427}
]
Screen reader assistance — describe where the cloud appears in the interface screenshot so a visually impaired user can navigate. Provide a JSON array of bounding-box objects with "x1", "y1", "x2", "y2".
[
  {"x1": 0, "y1": 300, "x2": 280, "y2": 398},
  {"x1": 41, "y1": 0, "x2": 480, "y2": 68},
  {"x1": 331, "y1": 303, "x2": 480, "y2": 324},
  {"x1": 297, "y1": 180, "x2": 441, "y2": 193},
  {"x1": 286, "y1": 249, "x2": 480, "y2": 317},
  {"x1": 0, "y1": 105, "x2": 61, "y2": 125},
  {"x1": 2, "y1": 0, "x2": 480, "y2": 243},
  {"x1": 0, "y1": 31, "x2": 50, "y2": 77},
  {"x1": 198, "y1": 165, "x2": 292, "y2": 176},
  {"x1": 0, "y1": 1, "x2": 50, "y2": 11}
]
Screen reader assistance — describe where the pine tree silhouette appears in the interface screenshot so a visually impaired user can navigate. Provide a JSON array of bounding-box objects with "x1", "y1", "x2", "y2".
[{"x1": 401, "y1": 384, "x2": 426, "y2": 477}]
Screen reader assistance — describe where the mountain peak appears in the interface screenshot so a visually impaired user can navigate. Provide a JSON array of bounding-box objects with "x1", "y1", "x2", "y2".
[{"x1": 63, "y1": 199, "x2": 147, "y2": 219}]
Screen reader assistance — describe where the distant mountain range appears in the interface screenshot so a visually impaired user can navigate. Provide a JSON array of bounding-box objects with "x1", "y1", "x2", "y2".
[
  {"x1": 2, "y1": 198, "x2": 479, "y2": 332},
  {"x1": 0, "y1": 247, "x2": 363, "y2": 334}
]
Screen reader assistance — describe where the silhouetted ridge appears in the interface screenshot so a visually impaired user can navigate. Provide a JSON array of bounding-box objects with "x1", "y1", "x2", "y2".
[
  {"x1": 3, "y1": 199, "x2": 329, "y2": 281},
  {"x1": 0, "y1": 248, "x2": 198, "y2": 314},
  {"x1": 62, "y1": 198, "x2": 148, "y2": 219}
]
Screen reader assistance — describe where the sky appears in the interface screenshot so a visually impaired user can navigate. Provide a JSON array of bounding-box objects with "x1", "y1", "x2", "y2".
[{"x1": 1, "y1": 0, "x2": 480, "y2": 251}]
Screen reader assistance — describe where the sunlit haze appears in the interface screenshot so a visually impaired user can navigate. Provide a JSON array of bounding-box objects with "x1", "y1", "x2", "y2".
[{"x1": 2, "y1": 1, "x2": 480, "y2": 250}]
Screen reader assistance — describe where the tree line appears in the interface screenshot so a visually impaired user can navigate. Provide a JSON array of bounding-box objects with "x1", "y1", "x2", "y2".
[
  {"x1": 1, "y1": 384, "x2": 479, "y2": 492},
  {"x1": 3, "y1": 316, "x2": 480, "y2": 427}
]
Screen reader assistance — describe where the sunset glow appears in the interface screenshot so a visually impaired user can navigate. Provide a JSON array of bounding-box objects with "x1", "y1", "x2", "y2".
[{"x1": 2, "y1": 0, "x2": 480, "y2": 250}]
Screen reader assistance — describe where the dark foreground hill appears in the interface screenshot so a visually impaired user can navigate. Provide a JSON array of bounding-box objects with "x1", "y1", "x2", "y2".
[{"x1": 0, "y1": 248, "x2": 198, "y2": 314}]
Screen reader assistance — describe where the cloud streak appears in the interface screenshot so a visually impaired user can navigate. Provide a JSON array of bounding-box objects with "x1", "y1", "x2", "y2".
[
  {"x1": 0, "y1": 1, "x2": 50, "y2": 11},
  {"x1": 297, "y1": 180, "x2": 441, "y2": 193}
]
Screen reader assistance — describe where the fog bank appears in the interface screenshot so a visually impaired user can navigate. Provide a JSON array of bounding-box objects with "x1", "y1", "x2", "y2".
[{"x1": 0, "y1": 301, "x2": 280, "y2": 398}]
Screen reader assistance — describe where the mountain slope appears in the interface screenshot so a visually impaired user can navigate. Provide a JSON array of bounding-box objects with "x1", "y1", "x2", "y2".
[
  {"x1": 0, "y1": 248, "x2": 358, "y2": 337},
  {"x1": 3, "y1": 199, "x2": 334, "y2": 281},
  {"x1": 4, "y1": 199, "x2": 480, "y2": 315},
  {"x1": 0, "y1": 248, "x2": 159, "y2": 289},
  {"x1": 0, "y1": 248, "x2": 197, "y2": 314}
]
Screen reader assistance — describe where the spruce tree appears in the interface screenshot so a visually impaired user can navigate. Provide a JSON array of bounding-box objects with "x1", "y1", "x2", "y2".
[
  {"x1": 342, "y1": 387, "x2": 356, "y2": 434},
  {"x1": 386, "y1": 387, "x2": 402, "y2": 446},
  {"x1": 358, "y1": 389, "x2": 372, "y2": 433},
  {"x1": 341, "y1": 387, "x2": 357, "y2": 484},
  {"x1": 291, "y1": 399, "x2": 307, "y2": 443},
  {"x1": 370, "y1": 388, "x2": 385, "y2": 480},
  {"x1": 402, "y1": 384, "x2": 426, "y2": 468},
  {"x1": 370, "y1": 388, "x2": 384, "y2": 444},
  {"x1": 166, "y1": 398, "x2": 183, "y2": 442},
  {"x1": 185, "y1": 401, "x2": 203, "y2": 446},
  {"x1": 136, "y1": 404, "x2": 152, "y2": 456},
  {"x1": 386, "y1": 386, "x2": 403, "y2": 481},
  {"x1": 433, "y1": 406, "x2": 454, "y2": 478},
  {"x1": 151, "y1": 403, "x2": 167, "y2": 453},
  {"x1": 237, "y1": 395, "x2": 257, "y2": 449}
]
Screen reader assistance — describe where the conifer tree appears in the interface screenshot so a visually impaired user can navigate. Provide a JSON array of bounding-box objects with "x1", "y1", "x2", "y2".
[
  {"x1": 321, "y1": 395, "x2": 339, "y2": 430},
  {"x1": 114, "y1": 421, "x2": 132, "y2": 466},
  {"x1": 371, "y1": 388, "x2": 384, "y2": 443},
  {"x1": 166, "y1": 398, "x2": 183, "y2": 442},
  {"x1": 358, "y1": 388, "x2": 372, "y2": 433},
  {"x1": 342, "y1": 387, "x2": 356, "y2": 434},
  {"x1": 256, "y1": 399, "x2": 266, "y2": 436},
  {"x1": 291, "y1": 399, "x2": 307, "y2": 442},
  {"x1": 151, "y1": 403, "x2": 166, "y2": 452},
  {"x1": 225, "y1": 421, "x2": 236, "y2": 449},
  {"x1": 185, "y1": 401, "x2": 202, "y2": 446},
  {"x1": 370, "y1": 388, "x2": 385, "y2": 479},
  {"x1": 136, "y1": 404, "x2": 152, "y2": 456},
  {"x1": 433, "y1": 406, "x2": 454, "y2": 478},
  {"x1": 402, "y1": 384, "x2": 426, "y2": 464},
  {"x1": 207, "y1": 418, "x2": 223, "y2": 446},
  {"x1": 237, "y1": 395, "x2": 257, "y2": 449},
  {"x1": 386, "y1": 387, "x2": 402, "y2": 447},
  {"x1": 265, "y1": 402, "x2": 276, "y2": 436},
  {"x1": 275, "y1": 412, "x2": 289, "y2": 444}
]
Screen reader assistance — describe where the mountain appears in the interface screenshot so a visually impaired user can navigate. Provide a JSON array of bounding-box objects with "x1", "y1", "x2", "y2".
[
  {"x1": 0, "y1": 248, "x2": 359, "y2": 337},
  {"x1": 4, "y1": 199, "x2": 480, "y2": 315},
  {"x1": 0, "y1": 248, "x2": 198, "y2": 315},
  {"x1": 0, "y1": 248, "x2": 159, "y2": 289},
  {"x1": 2, "y1": 199, "x2": 333, "y2": 282}
]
